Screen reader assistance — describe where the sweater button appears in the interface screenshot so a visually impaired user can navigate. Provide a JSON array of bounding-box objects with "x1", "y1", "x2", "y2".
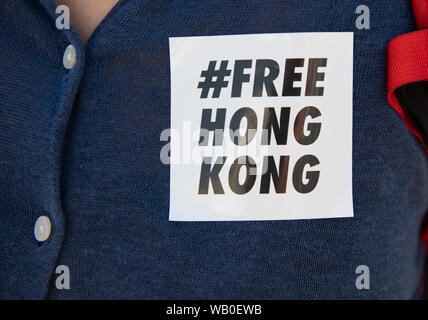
[
  {"x1": 34, "y1": 216, "x2": 52, "y2": 242},
  {"x1": 63, "y1": 44, "x2": 76, "y2": 70}
]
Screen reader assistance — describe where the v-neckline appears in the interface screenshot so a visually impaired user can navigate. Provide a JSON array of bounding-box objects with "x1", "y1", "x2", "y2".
[{"x1": 83, "y1": 0, "x2": 127, "y2": 48}]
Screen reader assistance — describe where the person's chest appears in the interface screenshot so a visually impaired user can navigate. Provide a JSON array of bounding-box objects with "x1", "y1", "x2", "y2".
[{"x1": 0, "y1": 0, "x2": 427, "y2": 299}]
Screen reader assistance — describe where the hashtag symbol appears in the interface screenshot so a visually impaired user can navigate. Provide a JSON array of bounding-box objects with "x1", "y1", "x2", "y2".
[{"x1": 197, "y1": 60, "x2": 231, "y2": 98}]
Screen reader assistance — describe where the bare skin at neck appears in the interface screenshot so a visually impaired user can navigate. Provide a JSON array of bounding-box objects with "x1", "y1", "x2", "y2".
[{"x1": 56, "y1": 0, "x2": 120, "y2": 45}]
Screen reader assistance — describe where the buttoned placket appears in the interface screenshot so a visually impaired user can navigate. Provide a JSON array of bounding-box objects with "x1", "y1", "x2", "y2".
[{"x1": 36, "y1": 0, "x2": 87, "y2": 297}]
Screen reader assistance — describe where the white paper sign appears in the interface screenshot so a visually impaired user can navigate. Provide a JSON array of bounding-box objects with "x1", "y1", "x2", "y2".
[{"x1": 168, "y1": 32, "x2": 353, "y2": 221}]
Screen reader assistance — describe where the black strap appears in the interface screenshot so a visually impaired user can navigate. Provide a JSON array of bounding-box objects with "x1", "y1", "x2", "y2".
[{"x1": 395, "y1": 81, "x2": 428, "y2": 146}]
